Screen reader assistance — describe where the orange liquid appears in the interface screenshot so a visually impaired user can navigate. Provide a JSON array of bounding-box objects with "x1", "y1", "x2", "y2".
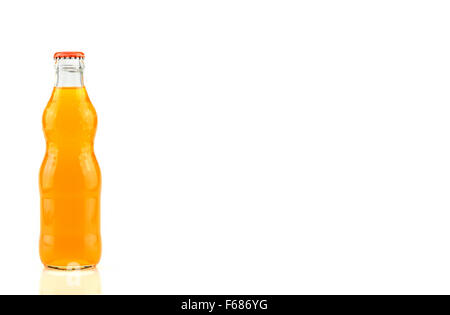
[{"x1": 40, "y1": 87, "x2": 101, "y2": 269}]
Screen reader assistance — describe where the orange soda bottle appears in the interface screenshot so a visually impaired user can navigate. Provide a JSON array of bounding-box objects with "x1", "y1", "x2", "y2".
[{"x1": 40, "y1": 52, "x2": 101, "y2": 270}]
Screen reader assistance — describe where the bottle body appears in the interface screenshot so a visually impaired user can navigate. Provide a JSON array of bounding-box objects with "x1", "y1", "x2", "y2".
[{"x1": 40, "y1": 54, "x2": 101, "y2": 269}]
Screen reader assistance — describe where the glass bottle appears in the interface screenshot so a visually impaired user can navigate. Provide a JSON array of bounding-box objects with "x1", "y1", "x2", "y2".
[{"x1": 40, "y1": 52, "x2": 102, "y2": 270}]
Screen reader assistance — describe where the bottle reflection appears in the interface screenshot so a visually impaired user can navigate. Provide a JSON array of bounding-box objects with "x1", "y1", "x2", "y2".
[{"x1": 40, "y1": 268, "x2": 102, "y2": 295}]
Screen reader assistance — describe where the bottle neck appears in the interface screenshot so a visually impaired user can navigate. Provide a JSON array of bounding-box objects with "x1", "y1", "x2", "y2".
[{"x1": 55, "y1": 58, "x2": 85, "y2": 87}]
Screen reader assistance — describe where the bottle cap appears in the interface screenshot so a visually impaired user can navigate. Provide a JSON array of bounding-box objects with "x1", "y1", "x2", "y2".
[{"x1": 54, "y1": 52, "x2": 85, "y2": 59}]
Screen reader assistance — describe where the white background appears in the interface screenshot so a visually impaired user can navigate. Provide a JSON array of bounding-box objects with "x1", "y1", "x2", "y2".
[{"x1": 0, "y1": 0, "x2": 450, "y2": 295}]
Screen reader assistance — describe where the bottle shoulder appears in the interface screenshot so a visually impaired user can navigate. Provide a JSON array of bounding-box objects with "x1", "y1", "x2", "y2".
[{"x1": 43, "y1": 88, "x2": 98, "y2": 141}]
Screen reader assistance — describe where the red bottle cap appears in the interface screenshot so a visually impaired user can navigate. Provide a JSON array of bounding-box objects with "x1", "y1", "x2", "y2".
[{"x1": 54, "y1": 52, "x2": 85, "y2": 59}]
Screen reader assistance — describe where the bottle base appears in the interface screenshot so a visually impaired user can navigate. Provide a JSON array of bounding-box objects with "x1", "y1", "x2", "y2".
[{"x1": 46, "y1": 265, "x2": 96, "y2": 271}]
